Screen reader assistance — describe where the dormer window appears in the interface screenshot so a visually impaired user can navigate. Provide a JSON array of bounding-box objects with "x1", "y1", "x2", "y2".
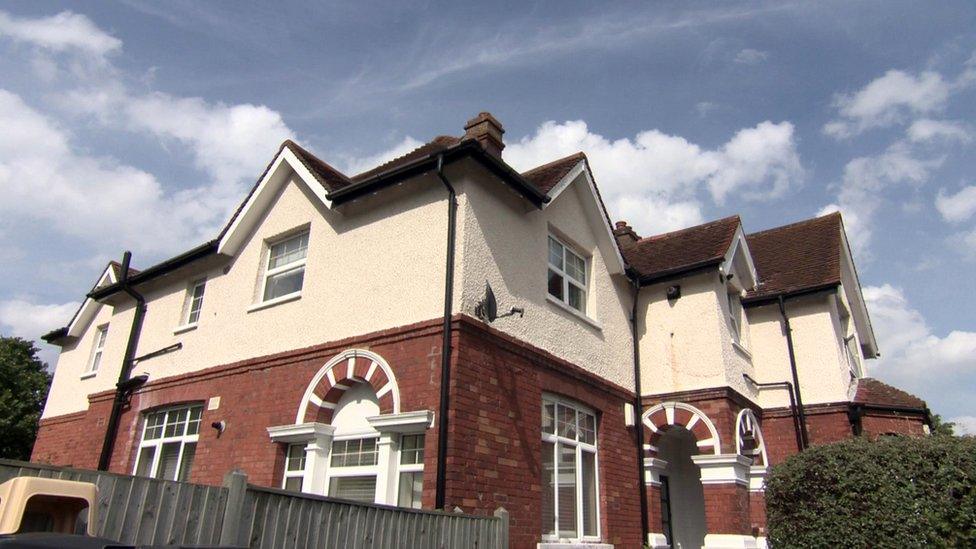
[
  {"x1": 548, "y1": 235, "x2": 587, "y2": 314},
  {"x1": 263, "y1": 231, "x2": 309, "y2": 302}
]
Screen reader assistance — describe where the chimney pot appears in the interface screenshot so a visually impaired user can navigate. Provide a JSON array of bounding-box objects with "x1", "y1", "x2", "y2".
[
  {"x1": 463, "y1": 112, "x2": 505, "y2": 158},
  {"x1": 613, "y1": 220, "x2": 640, "y2": 243}
]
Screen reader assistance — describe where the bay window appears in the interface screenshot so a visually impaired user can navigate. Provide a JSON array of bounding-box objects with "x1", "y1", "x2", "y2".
[
  {"x1": 282, "y1": 444, "x2": 306, "y2": 491},
  {"x1": 547, "y1": 235, "x2": 588, "y2": 314},
  {"x1": 541, "y1": 396, "x2": 599, "y2": 541},
  {"x1": 397, "y1": 434, "x2": 425, "y2": 509},
  {"x1": 327, "y1": 436, "x2": 380, "y2": 502},
  {"x1": 134, "y1": 405, "x2": 202, "y2": 482}
]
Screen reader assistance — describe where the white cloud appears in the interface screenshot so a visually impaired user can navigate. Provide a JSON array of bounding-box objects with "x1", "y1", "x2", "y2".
[
  {"x1": 950, "y1": 416, "x2": 976, "y2": 436},
  {"x1": 817, "y1": 141, "x2": 942, "y2": 255},
  {"x1": 863, "y1": 284, "x2": 976, "y2": 418},
  {"x1": 935, "y1": 185, "x2": 976, "y2": 223},
  {"x1": 503, "y1": 119, "x2": 802, "y2": 234},
  {"x1": 907, "y1": 119, "x2": 971, "y2": 143},
  {"x1": 734, "y1": 48, "x2": 768, "y2": 65},
  {"x1": 0, "y1": 299, "x2": 78, "y2": 340},
  {"x1": 0, "y1": 10, "x2": 120, "y2": 57},
  {"x1": 0, "y1": 89, "x2": 246, "y2": 254},
  {"x1": 824, "y1": 70, "x2": 951, "y2": 138}
]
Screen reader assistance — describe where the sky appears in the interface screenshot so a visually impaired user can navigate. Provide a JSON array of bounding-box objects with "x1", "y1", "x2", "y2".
[{"x1": 0, "y1": 1, "x2": 974, "y2": 433}]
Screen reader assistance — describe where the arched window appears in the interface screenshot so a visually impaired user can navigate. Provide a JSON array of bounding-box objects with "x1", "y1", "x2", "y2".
[{"x1": 268, "y1": 349, "x2": 432, "y2": 508}]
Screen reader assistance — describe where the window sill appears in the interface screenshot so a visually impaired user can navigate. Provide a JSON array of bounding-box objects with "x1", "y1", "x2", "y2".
[
  {"x1": 538, "y1": 541, "x2": 611, "y2": 549},
  {"x1": 546, "y1": 294, "x2": 601, "y2": 331},
  {"x1": 80, "y1": 371, "x2": 97, "y2": 380},
  {"x1": 173, "y1": 323, "x2": 198, "y2": 335},
  {"x1": 247, "y1": 292, "x2": 301, "y2": 313},
  {"x1": 732, "y1": 341, "x2": 752, "y2": 360}
]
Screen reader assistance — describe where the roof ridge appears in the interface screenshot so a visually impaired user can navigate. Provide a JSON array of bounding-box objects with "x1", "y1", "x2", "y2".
[
  {"x1": 747, "y1": 211, "x2": 841, "y2": 238},
  {"x1": 634, "y1": 215, "x2": 741, "y2": 246},
  {"x1": 281, "y1": 139, "x2": 353, "y2": 187},
  {"x1": 350, "y1": 135, "x2": 462, "y2": 182},
  {"x1": 520, "y1": 151, "x2": 586, "y2": 176}
]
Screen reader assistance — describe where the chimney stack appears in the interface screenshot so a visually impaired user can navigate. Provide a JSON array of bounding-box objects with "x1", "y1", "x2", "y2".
[
  {"x1": 613, "y1": 221, "x2": 640, "y2": 245},
  {"x1": 463, "y1": 112, "x2": 505, "y2": 158}
]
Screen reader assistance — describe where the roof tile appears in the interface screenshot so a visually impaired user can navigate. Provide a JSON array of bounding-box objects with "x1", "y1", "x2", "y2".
[
  {"x1": 621, "y1": 216, "x2": 741, "y2": 281},
  {"x1": 520, "y1": 152, "x2": 586, "y2": 194},
  {"x1": 745, "y1": 212, "x2": 842, "y2": 301},
  {"x1": 854, "y1": 377, "x2": 927, "y2": 410}
]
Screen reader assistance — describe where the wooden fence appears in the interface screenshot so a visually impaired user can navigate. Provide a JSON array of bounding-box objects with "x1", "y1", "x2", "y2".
[{"x1": 0, "y1": 460, "x2": 508, "y2": 548}]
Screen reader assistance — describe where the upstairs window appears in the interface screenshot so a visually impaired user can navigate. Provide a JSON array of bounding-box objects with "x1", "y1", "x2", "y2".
[
  {"x1": 184, "y1": 279, "x2": 206, "y2": 325},
  {"x1": 263, "y1": 231, "x2": 309, "y2": 302},
  {"x1": 548, "y1": 236, "x2": 588, "y2": 314},
  {"x1": 133, "y1": 405, "x2": 202, "y2": 482},
  {"x1": 727, "y1": 292, "x2": 743, "y2": 344},
  {"x1": 87, "y1": 325, "x2": 109, "y2": 374}
]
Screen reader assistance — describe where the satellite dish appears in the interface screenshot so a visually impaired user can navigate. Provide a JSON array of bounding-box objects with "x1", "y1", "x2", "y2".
[
  {"x1": 475, "y1": 281, "x2": 524, "y2": 323},
  {"x1": 476, "y1": 282, "x2": 498, "y2": 322}
]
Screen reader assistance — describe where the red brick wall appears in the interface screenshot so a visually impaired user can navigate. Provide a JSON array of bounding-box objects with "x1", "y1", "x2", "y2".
[
  {"x1": 646, "y1": 484, "x2": 663, "y2": 537},
  {"x1": 33, "y1": 316, "x2": 644, "y2": 549},
  {"x1": 860, "y1": 411, "x2": 927, "y2": 438},
  {"x1": 749, "y1": 491, "x2": 766, "y2": 538},
  {"x1": 702, "y1": 483, "x2": 751, "y2": 535},
  {"x1": 450, "y1": 320, "x2": 643, "y2": 549}
]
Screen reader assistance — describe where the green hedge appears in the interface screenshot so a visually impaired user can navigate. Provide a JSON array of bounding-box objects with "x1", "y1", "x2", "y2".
[{"x1": 765, "y1": 435, "x2": 976, "y2": 548}]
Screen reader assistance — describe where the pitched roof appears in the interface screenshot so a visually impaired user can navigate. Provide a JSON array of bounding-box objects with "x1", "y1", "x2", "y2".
[
  {"x1": 621, "y1": 216, "x2": 741, "y2": 282},
  {"x1": 283, "y1": 140, "x2": 352, "y2": 191},
  {"x1": 351, "y1": 136, "x2": 461, "y2": 183},
  {"x1": 107, "y1": 261, "x2": 140, "y2": 283},
  {"x1": 854, "y1": 378, "x2": 927, "y2": 410},
  {"x1": 745, "y1": 212, "x2": 842, "y2": 301},
  {"x1": 521, "y1": 152, "x2": 586, "y2": 194}
]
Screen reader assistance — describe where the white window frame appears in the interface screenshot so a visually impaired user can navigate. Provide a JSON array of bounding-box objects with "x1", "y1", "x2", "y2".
[
  {"x1": 325, "y1": 433, "x2": 381, "y2": 501},
  {"x1": 541, "y1": 395, "x2": 601, "y2": 543},
  {"x1": 184, "y1": 278, "x2": 207, "y2": 327},
  {"x1": 282, "y1": 443, "x2": 307, "y2": 491},
  {"x1": 132, "y1": 404, "x2": 202, "y2": 482},
  {"x1": 727, "y1": 291, "x2": 743, "y2": 345},
  {"x1": 395, "y1": 433, "x2": 425, "y2": 509},
  {"x1": 260, "y1": 230, "x2": 309, "y2": 305},
  {"x1": 547, "y1": 235, "x2": 589, "y2": 315},
  {"x1": 85, "y1": 324, "x2": 109, "y2": 376}
]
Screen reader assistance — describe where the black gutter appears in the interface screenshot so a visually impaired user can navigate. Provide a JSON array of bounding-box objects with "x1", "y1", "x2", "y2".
[
  {"x1": 744, "y1": 374, "x2": 804, "y2": 452},
  {"x1": 97, "y1": 251, "x2": 149, "y2": 471},
  {"x1": 90, "y1": 240, "x2": 218, "y2": 301},
  {"x1": 741, "y1": 282, "x2": 840, "y2": 308},
  {"x1": 41, "y1": 327, "x2": 68, "y2": 344},
  {"x1": 433, "y1": 155, "x2": 457, "y2": 510},
  {"x1": 778, "y1": 295, "x2": 810, "y2": 449},
  {"x1": 636, "y1": 258, "x2": 723, "y2": 287},
  {"x1": 328, "y1": 140, "x2": 550, "y2": 208},
  {"x1": 630, "y1": 278, "x2": 650, "y2": 543}
]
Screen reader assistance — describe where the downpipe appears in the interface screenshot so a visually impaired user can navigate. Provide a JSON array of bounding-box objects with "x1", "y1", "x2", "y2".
[
  {"x1": 778, "y1": 295, "x2": 810, "y2": 449},
  {"x1": 630, "y1": 279, "x2": 650, "y2": 543},
  {"x1": 434, "y1": 155, "x2": 457, "y2": 509}
]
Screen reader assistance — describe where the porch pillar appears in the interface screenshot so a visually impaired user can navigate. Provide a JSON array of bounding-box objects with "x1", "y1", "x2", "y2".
[
  {"x1": 691, "y1": 454, "x2": 757, "y2": 549},
  {"x1": 749, "y1": 465, "x2": 768, "y2": 548},
  {"x1": 643, "y1": 457, "x2": 671, "y2": 549}
]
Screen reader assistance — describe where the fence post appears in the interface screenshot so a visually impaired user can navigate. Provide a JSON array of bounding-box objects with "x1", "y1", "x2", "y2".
[
  {"x1": 218, "y1": 469, "x2": 248, "y2": 546},
  {"x1": 493, "y1": 507, "x2": 509, "y2": 549}
]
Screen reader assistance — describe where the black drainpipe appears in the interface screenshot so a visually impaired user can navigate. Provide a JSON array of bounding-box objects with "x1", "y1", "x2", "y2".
[
  {"x1": 630, "y1": 279, "x2": 650, "y2": 543},
  {"x1": 434, "y1": 155, "x2": 457, "y2": 510},
  {"x1": 743, "y1": 374, "x2": 804, "y2": 453},
  {"x1": 778, "y1": 296, "x2": 810, "y2": 449},
  {"x1": 97, "y1": 251, "x2": 148, "y2": 471}
]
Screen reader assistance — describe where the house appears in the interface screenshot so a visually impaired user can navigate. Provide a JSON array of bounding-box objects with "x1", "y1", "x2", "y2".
[{"x1": 34, "y1": 112, "x2": 929, "y2": 549}]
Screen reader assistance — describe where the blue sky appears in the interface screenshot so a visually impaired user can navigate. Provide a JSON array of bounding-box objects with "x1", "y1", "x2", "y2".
[{"x1": 0, "y1": 1, "x2": 974, "y2": 432}]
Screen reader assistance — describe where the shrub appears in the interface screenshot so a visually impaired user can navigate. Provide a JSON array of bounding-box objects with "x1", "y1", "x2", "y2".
[{"x1": 765, "y1": 435, "x2": 976, "y2": 548}]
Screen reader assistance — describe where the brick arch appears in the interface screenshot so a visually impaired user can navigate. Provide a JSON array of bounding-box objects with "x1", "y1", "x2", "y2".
[
  {"x1": 294, "y1": 349, "x2": 400, "y2": 424},
  {"x1": 642, "y1": 401, "x2": 721, "y2": 458},
  {"x1": 735, "y1": 408, "x2": 768, "y2": 466}
]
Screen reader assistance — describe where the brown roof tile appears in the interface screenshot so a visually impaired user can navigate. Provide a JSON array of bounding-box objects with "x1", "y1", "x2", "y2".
[
  {"x1": 283, "y1": 140, "x2": 353, "y2": 190},
  {"x1": 745, "y1": 212, "x2": 842, "y2": 301},
  {"x1": 622, "y1": 216, "x2": 741, "y2": 281},
  {"x1": 351, "y1": 135, "x2": 462, "y2": 183},
  {"x1": 520, "y1": 152, "x2": 586, "y2": 194},
  {"x1": 854, "y1": 378, "x2": 927, "y2": 410}
]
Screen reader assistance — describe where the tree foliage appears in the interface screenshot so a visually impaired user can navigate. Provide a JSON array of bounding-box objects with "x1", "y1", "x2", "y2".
[
  {"x1": 0, "y1": 336, "x2": 52, "y2": 460},
  {"x1": 765, "y1": 435, "x2": 976, "y2": 548}
]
